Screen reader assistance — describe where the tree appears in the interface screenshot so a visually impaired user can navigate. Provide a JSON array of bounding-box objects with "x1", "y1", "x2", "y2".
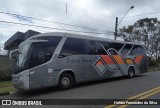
[
  {"x1": 119, "y1": 18, "x2": 160, "y2": 65},
  {"x1": 0, "y1": 33, "x2": 7, "y2": 55}
]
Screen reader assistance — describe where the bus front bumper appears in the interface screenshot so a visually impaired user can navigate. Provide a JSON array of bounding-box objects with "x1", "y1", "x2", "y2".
[{"x1": 12, "y1": 70, "x2": 30, "y2": 91}]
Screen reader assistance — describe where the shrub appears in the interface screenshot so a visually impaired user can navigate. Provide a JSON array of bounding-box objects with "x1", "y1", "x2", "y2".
[{"x1": 148, "y1": 59, "x2": 157, "y2": 66}]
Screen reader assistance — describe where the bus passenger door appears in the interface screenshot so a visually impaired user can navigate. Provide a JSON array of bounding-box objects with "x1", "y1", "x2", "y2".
[
  {"x1": 28, "y1": 42, "x2": 52, "y2": 89},
  {"x1": 29, "y1": 65, "x2": 47, "y2": 89}
]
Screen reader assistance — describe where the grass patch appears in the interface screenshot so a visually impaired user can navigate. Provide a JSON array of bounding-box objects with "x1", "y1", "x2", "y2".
[
  {"x1": 0, "y1": 86, "x2": 16, "y2": 94},
  {"x1": 0, "y1": 81, "x2": 16, "y2": 94},
  {"x1": 0, "y1": 81, "x2": 13, "y2": 87},
  {"x1": 148, "y1": 64, "x2": 160, "y2": 72}
]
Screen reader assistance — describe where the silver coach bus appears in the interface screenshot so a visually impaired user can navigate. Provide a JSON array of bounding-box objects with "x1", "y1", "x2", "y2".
[{"x1": 10, "y1": 32, "x2": 148, "y2": 90}]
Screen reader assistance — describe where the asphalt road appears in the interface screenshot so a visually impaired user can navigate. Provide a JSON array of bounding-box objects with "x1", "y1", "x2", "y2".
[{"x1": 1, "y1": 71, "x2": 160, "y2": 108}]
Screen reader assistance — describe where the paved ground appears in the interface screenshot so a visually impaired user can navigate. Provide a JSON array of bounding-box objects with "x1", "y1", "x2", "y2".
[{"x1": 1, "y1": 71, "x2": 160, "y2": 108}]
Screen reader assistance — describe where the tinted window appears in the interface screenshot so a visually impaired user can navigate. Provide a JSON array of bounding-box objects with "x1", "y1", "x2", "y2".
[
  {"x1": 101, "y1": 41, "x2": 112, "y2": 51},
  {"x1": 86, "y1": 40, "x2": 106, "y2": 55},
  {"x1": 28, "y1": 37, "x2": 61, "y2": 68},
  {"x1": 109, "y1": 50, "x2": 118, "y2": 55},
  {"x1": 60, "y1": 38, "x2": 86, "y2": 56},
  {"x1": 121, "y1": 44, "x2": 133, "y2": 57},
  {"x1": 101, "y1": 41, "x2": 124, "y2": 51},
  {"x1": 29, "y1": 43, "x2": 46, "y2": 68},
  {"x1": 112, "y1": 43, "x2": 124, "y2": 51},
  {"x1": 85, "y1": 40, "x2": 97, "y2": 54},
  {"x1": 131, "y1": 45, "x2": 145, "y2": 55},
  {"x1": 97, "y1": 46, "x2": 106, "y2": 55},
  {"x1": 60, "y1": 38, "x2": 106, "y2": 56}
]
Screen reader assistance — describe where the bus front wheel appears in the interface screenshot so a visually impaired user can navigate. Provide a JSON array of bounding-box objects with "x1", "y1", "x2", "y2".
[
  {"x1": 58, "y1": 73, "x2": 74, "y2": 90},
  {"x1": 128, "y1": 67, "x2": 135, "y2": 78}
]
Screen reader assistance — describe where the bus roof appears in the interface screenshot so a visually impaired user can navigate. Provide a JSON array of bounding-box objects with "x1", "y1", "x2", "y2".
[{"x1": 28, "y1": 32, "x2": 144, "y2": 46}]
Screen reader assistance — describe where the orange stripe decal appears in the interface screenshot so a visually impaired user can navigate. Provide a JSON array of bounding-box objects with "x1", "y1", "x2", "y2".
[
  {"x1": 96, "y1": 60, "x2": 103, "y2": 65},
  {"x1": 134, "y1": 55, "x2": 144, "y2": 64},
  {"x1": 113, "y1": 55, "x2": 125, "y2": 64},
  {"x1": 100, "y1": 55, "x2": 115, "y2": 64},
  {"x1": 126, "y1": 58, "x2": 133, "y2": 64}
]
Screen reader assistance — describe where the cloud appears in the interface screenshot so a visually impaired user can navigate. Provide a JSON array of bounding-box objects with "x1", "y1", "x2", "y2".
[
  {"x1": 0, "y1": 0, "x2": 160, "y2": 45},
  {"x1": 13, "y1": 15, "x2": 32, "y2": 23}
]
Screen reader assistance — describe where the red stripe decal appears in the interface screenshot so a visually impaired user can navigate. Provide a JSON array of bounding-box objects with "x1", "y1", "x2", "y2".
[
  {"x1": 134, "y1": 55, "x2": 144, "y2": 64},
  {"x1": 100, "y1": 55, "x2": 115, "y2": 64}
]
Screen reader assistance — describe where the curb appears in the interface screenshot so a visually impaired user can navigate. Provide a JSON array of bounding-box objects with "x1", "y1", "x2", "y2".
[
  {"x1": 148, "y1": 68, "x2": 160, "y2": 72},
  {"x1": 0, "y1": 92, "x2": 10, "y2": 96},
  {"x1": 153, "y1": 68, "x2": 160, "y2": 71},
  {"x1": 10, "y1": 91, "x2": 16, "y2": 94}
]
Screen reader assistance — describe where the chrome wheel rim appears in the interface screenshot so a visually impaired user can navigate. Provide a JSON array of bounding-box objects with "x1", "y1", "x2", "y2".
[{"x1": 62, "y1": 77, "x2": 70, "y2": 86}]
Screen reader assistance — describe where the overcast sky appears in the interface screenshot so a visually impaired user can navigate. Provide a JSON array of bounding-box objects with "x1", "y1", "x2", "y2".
[{"x1": 0, "y1": 0, "x2": 160, "y2": 44}]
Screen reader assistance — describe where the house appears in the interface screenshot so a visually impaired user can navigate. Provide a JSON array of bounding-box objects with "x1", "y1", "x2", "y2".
[{"x1": 4, "y1": 30, "x2": 40, "y2": 54}]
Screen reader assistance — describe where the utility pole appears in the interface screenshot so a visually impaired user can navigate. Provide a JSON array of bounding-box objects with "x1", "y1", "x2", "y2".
[
  {"x1": 66, "y1": 3, "x2": 68, "y2": 14},
  {"x1": 114, "y1": 17, "x2": 118, "y2": 40},
  {"x1": 115, "y1": 6, "x2": 134, "y2": 40}
]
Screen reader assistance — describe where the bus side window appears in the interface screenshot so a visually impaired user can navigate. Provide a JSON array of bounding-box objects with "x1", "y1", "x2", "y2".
[
  {"x1": 29, "y1": 38, "x2": 61, "y2": 68},
  {"x1": 60, "y1": 38, "x2": 86, "y2": 57},
  {"x1": 131, "y1": 45, "x2": 145, "y2": 55},
  {"x1": 121, "y1": 44, "x2": 133, "y2": 57},
  {"x1": 97, "y1": 46, "x2": 106, "y2": 55},
  {"x1": 111, "y1": 43, "x2": 124, "y2": 51},
  {"x1": 38, "y1": 51, "x2": 46, "y2": 63},
  {"x1": 86, "y1": 40, "x2": 96, "y2": 54},
  {"x1": 86, "y1": 41, "x2": 106, "y2": 55},
  {"x1": 29, "y1": 43, "x2": 54, "y2": 68},
  {"x1": 101, "y1": 41, "x2": 124, "y2": 52},
  {"x1": 101, "y1": 41, "x2": 112, "y2": 51},
  {"x1": 109, "y1": 50, "x2": 117, "y2": 55},
  {"x1": 137, "y1": 46, "x2": 145, "y2": 55},
  {"x1": 131, "y1": 46, "x2": 136, "y2": 55},
  {"x1": 45, "y1": 45, "x2": 56, "y2": 61},
  {"x1": 29, "y1": 43, "x2": 46, "y2": 68}
]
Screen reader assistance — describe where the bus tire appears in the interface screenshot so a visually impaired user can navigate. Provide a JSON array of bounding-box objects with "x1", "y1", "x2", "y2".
[
  {"x1": 58, "y1": 73, "x2": 74, "y2": 90},
  {"x1": 128, "y1": 67, "x2": 135, "y2": 78}
]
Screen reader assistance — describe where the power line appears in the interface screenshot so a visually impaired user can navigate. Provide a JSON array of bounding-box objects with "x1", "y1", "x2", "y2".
[
  {"x1": 124, "y1": 10, "x2": 160, "y2": 18},
  {"x1": 45, "y1": 0, "x2": 103, "y2": 16},
  {"x1": 0, "y1": 26, "x2": 28, "y2": 31},
  {"x1": 0, "y1": 26, "x2": 56, "y2": 33},
  {"x1": 17, "y1": 0, "x2": 115, "y2": 24},
  {"x1": 0, "y1": 11, "x2": 110, "y2": 32},
  {"x1": 0, "y1": 20, "x2": 114, "y2": 35},
  {"x1": 22, "y1": 0, "x2": 115, "y2": 20},
  {"x1": 7, "y1": 0, "x2": 160, "y2": 23},
  {"x1": 2, "y1": 0, "x2": 114, "y2": 31},
  {"x1": 0, "y1": 26, "x2": 114, "y2": 35}
]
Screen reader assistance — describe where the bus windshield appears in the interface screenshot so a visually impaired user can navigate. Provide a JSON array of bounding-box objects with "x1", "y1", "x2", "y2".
[
  {"x1": 14, "y1": 43, "x2": 30, "y2": 74},
  {"x1": 13, "y1": 36, "x2": 62, "y2": 74}
]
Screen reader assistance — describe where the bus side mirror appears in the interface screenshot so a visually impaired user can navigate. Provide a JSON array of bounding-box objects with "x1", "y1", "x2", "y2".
[{"x1": 9, "y1": 49, "x2": 19, "y2": 60}]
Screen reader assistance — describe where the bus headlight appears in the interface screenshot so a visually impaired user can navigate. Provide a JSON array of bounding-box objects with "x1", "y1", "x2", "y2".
[{"x1": 22, "y1": 73, "x2": 29, "y2": 78}]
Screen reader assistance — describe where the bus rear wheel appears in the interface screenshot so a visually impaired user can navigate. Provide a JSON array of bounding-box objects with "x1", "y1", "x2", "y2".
[
  {"x1": 58, "y1": 73, "x2": 74, "y2": 90},
  {"x1": 128, "y1": 67, "x2": 135, "y2": 78}
]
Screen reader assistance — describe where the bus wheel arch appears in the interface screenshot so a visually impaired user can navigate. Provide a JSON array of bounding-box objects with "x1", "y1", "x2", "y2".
[
  {"x1": 128, "y1": 66, "x2": 135, "y2": 78},
  {"x1": 58, "y1": 70, "x2": 75, "y2": 90}
]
